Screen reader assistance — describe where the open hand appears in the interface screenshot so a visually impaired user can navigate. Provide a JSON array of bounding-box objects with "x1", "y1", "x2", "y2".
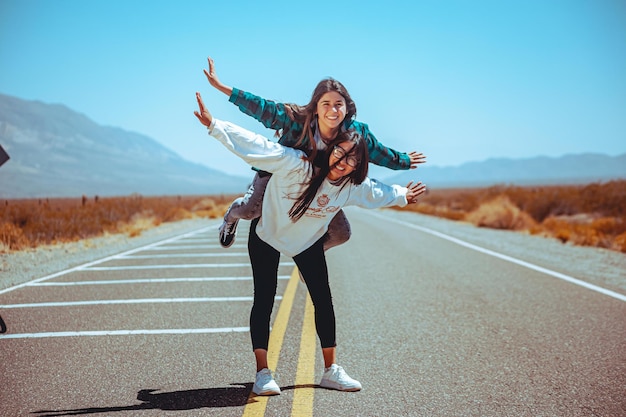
[
  {"x1": 203, "y1": 57, "x2": 221, "y2": 89},
  {"x1": 202, "y1": 56, "x2": 233, "y2": 96},
  {"x1": 408, "y1": 152, "x2": 427, "y2": 169},
  {"x1": 193, "y1": 92, "x2": 212, "y2": 127},
  {"x1": 405, "y1": 181, "x2": 427, "y2": 204}
]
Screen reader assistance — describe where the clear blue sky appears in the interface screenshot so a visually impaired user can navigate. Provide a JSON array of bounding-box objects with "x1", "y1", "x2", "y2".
[{"x1": 1, "y1": 0, "x2": 624, "y2": 180}]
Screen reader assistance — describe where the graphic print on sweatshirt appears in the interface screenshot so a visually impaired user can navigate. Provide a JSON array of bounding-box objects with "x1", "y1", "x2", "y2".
[
  {"x1": 305, "y1": 194, "x2": 341, "y2": 219},
  {"x1": 281, "y1": 191, "x2": 341, "y2": 219}
]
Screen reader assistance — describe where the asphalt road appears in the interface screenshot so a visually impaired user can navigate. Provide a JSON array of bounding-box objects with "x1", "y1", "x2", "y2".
[{"x1": 1, "y1": 208, "x2": 624, "y2": 417}]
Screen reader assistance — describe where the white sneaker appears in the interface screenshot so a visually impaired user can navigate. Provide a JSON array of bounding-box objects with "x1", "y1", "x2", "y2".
[
  {"x1": 252, "y1": 368, "x2": 281, "y2": 396},
  {"x1": 319, "y1": 364, "x2": 362, "y2": 391}
]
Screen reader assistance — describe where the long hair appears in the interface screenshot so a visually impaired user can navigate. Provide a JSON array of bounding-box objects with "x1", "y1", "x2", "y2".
[
  {"x1": 288, "y1": 130, "x2": 369, "y2": 222},
  {"x1": 282, "y1": 78, "x2": 357, "y2": 162}
]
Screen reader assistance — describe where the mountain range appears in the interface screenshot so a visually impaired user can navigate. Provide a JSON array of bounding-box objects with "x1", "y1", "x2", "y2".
[
  {"x1": 0, "y1": 93, "x2": 624, "y2": 199},
  {"x1": 0, "y1": 94, "x2": 250, "y2": 198},
  {"x1": 386, "y1": 152, "x2": 626, "y2": 189}
]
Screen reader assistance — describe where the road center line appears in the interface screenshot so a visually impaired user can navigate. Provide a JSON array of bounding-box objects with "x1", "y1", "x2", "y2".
[
  {"x1": 242, "y1": 268, "x2": 300, "y2": 417},
  {"x1": 366, "y1": 209, "x2": 626, "y2": 302},
  {"x1": 291, "y1": 293, "x2": 316, "y2": 416}
]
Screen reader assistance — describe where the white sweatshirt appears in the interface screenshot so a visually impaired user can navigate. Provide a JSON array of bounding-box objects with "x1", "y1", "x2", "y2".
[{"x1": 208, "y1": 119, "x2": 408, "y2": 257}]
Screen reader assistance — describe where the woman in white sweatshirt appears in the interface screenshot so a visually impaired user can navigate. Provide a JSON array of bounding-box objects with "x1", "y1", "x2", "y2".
[{"x1": 194, "y1": 92, "x2": 426, "y2": 396}]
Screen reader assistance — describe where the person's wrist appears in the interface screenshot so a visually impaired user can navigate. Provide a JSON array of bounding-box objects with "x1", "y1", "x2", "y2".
[{"x1": 207, "y1": 118, "x2": 216, "y2": 132}]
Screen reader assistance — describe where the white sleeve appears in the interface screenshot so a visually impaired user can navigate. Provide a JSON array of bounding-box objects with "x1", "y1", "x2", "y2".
[
  {"x1": 348, "y1": 177, "x2": 408, "y2": 209},
  {"x1": 208, "y1": 119, "x2": 304, "y2": 174}
]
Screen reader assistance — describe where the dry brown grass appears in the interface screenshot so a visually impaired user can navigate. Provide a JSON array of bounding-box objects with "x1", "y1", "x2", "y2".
[
  {"x1": 4, "y1": 180, "x2": 626, "y2": 254},
  {"x1": 396, "y1": 180, "x2": 626, "y2": 253},
  {"x1": 0, "y1": 194, "x2": 237, "y2": 252}
]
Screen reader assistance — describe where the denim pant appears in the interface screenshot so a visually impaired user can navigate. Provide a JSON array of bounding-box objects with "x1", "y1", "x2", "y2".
[
  {"x1": 248, "y1": 218, "x2": 337, "y2": 350},
  {"x1": 225, "y1": 172, "x2": 351, "y2": 251}
]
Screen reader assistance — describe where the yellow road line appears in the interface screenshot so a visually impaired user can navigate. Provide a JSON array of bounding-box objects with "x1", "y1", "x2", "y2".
[
  {"x1": 291, "y1": 293, "x2": 316, "y2": 416},
  {"x1": 242, "y1": 268, "x2": 300, "y2": 417}
]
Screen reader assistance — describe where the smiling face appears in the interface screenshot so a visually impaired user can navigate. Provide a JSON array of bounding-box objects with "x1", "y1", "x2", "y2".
[
  {"x1": 327, "y1": 141, "x2": 359, "y2": 181},
  {"x1": 315, "y1": 91, "x2": 347, "y2": 139}
]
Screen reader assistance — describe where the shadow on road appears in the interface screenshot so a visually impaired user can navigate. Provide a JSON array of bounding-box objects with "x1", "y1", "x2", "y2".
[
  {"x1": 0, "y1": 314, "x2": 6, "y2": 333},
  {"x1": 31, "y1": 384, "x2": 253, "y2": 416}
]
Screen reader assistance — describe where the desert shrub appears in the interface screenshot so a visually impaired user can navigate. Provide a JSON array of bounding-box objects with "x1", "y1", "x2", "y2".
[
  {"x1": 613, "y1": 232, "x2": 626, "y2": 253},
  {"x1": 162, "y1": 207, "x2": 193, "y2": 222},
  {"x1": 0, "y1": 222, "x2": 29, "y2": 251},
  {"x1": 540, "y1": 217, "x2": 571, "y2": 243},
  {"x1": 540, "y1": 215, "x2": 623, "y2": 249},
  {"x1": 515, "y1": 187, "x2": 579, "y2": 222},
  {"x1": 591, "y1": 217, "x2": 625, "y2": 235},
  {"x1": 191, "y1": 197, "x2": 228, "y2": 218},
  {"x1": 118, "y1": 211, "x2": 160, "y2": 238},
  {"x1": 465, "y1": 195, "x2": 537, "y2": 230},
  {"x1": 541, "y1": 217, "x2": 611, "y2": 247}
]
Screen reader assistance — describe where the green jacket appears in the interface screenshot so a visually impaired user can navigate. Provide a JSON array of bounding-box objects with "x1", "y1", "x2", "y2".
[{"x1": 229, "y1": 88, "x2": 412, "y2": 170}]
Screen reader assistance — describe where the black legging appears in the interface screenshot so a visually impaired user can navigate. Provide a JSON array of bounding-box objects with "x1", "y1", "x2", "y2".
[{"x1": 248, "y1": 217, "x2": 337, "y2": 350}]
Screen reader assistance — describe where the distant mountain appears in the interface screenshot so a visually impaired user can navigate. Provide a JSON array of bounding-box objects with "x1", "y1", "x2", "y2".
[
  {"x1": 385, "y1": 153, "x2": 626, "y2": 189},
  {"x1": 0, "y1": 94, "x2": 250, "y2": 198}
]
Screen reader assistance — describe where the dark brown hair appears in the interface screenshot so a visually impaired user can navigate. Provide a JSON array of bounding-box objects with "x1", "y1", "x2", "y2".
[
  {"x1": 288, "y1": 130, "x2": 369, "y2": 222},
  {"x1": 282, "y1": 78, "x2": 357, "y2": 162}
]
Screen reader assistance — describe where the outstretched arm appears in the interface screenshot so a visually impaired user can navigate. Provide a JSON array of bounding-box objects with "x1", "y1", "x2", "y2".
[
  {"x1": 356, "y1": 123, "x2": 426, "y2": 170},
  {"x1": 203, "y1": 56, "x2": 233, "y2": 97},
  {"x1": 349, "y1": 178, "x2": 427, "y2": 210},
  {"x1": 204, "y1": 56, "x2": 293, "y2": 133},
  {"x1": 194, "y1": 92, "x2": 305, "y2": 174}
]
